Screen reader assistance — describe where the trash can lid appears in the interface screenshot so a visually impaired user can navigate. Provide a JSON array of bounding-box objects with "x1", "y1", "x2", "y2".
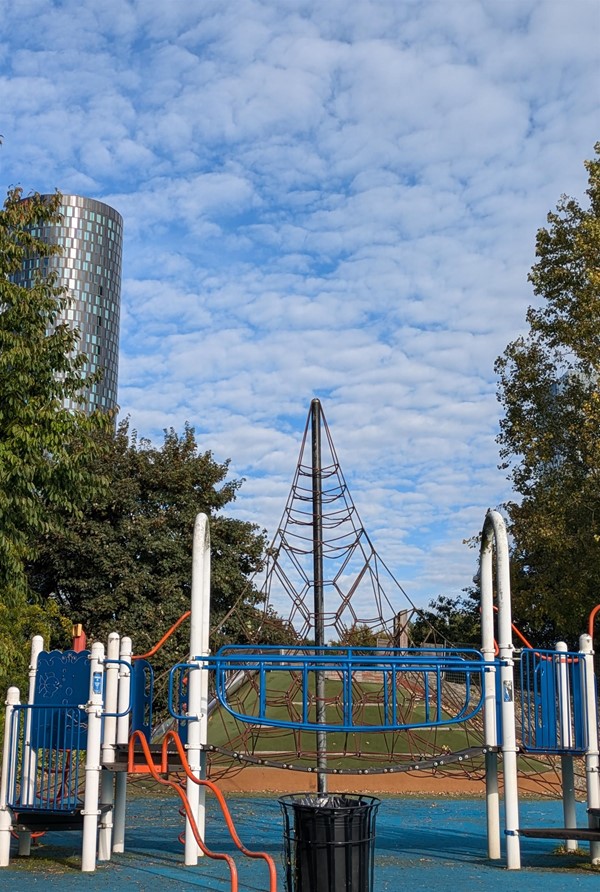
[{"x1": 278, "y1": 793, "x2": 380, "y2": 811}]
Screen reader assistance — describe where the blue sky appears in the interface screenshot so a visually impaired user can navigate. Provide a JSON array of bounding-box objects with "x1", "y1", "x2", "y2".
[{"x1": 0, "y1": 0, "x2": 598, "y2": 611}]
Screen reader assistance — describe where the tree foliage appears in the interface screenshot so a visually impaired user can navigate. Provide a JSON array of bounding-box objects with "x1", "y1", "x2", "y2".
[
  {"x1": 0, "y1": 601, "x2": 71, "y2": 704},
  {"x1": 28, "y1": 420, "x2": 268, "y2": 672},
  {"x1": 410, "y1": 594, "x2": 481, "y2": 648},
  {"x1": 495, "y1": 144, "x2": 600, "y2": 646},
  {"x1": 0, "y1": 188, "x2": 111, "y2": 606},
  {"x1": 332, "y1": 623, "x2": 379, "y2": 648}
]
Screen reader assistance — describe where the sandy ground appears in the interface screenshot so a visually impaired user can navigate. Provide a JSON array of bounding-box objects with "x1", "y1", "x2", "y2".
[{"x1": 211, "y1": 764, "x2": 560, "y2": 797}]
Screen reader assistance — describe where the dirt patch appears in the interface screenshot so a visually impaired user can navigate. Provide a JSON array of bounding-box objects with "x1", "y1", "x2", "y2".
[{"x1": 211, "y1": 765, "x2": 559, "y2": 797}]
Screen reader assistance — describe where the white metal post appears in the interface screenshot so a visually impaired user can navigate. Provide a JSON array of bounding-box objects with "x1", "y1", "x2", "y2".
[
  {"x1": 480, "y1": 528, "x2": 500, "y2": 860},
  {"x1": 185, "y1": 513, "x2": 211, "y2": 866},
  {"x1": 98, "y1": 632, "x2": 120, "y2": 861},
  {"x1": 112, "y1": 635, "x2": 132, "y2": 855},
  {"x1": 82, "y1": 642, "x2": 105, "y2": 872},
  {"x1": 481, "y1": 509, "x2": 521, "y2": 869},
  {"x1": 580, "y1": 633, "x2": 600, "y2": 863},
  {"x1": 556, "y1": 641, "x2": 577, "y2": 850},
  {"x1": 0, "y1": 687, "x2": 20, "y2": 867},
  {"x1": 23, "y1": 636, "x2": 43, "y2": 803},
  {"x1": 18, "y1": 635, "x2": 43, "y2": 857}
]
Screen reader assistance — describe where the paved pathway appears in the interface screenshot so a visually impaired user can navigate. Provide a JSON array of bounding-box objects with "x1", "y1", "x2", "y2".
[{"x1": 0, "y1": 795, "x2": 598, "y2": 890}]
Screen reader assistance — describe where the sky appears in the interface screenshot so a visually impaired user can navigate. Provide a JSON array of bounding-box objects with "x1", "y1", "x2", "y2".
[{"x1": 0, "y1": 0, "x2": 598, "y2": 613}]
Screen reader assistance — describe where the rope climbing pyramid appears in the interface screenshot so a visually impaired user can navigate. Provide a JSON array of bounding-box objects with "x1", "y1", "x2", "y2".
[
  {"x1": 208, "y1": 400, "x2": 490, "y2": 779},
  {"x1": 255, "y1": 398, "x2": 420, "y2": 644}
]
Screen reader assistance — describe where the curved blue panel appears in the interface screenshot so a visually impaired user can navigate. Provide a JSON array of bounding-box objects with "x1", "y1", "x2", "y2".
[
  {"x1": 131, "y1": 659, "x2": 153, "y2": 739},
  {"x1": 210, "y1": 645, "x2": 486, "y2": 732},
  {"x1": 31, "y1": 650, "x2": 91, "y2": 750},
  {"x1": 34, "y1": 650, "x2": 91, "y2": 706}
]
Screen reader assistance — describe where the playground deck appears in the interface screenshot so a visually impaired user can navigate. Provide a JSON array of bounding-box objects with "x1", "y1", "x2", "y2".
[{"x1": 0, "y1": 795, "x2": 599, "y2": 891}]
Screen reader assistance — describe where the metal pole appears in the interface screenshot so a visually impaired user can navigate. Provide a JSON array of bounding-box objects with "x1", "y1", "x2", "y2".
[
  {"x1": 580, "y1": 633, "x2": 600, "y2": 864},
  {"x1": 311, "y1": 399, "x2": 327, "y2": 794},
  {"x1": 556, "y1": 641, "x2": 577, "y2": 851},
  {"x1": 185, "y1": 512, "x2": 211, "y2": 865},
  {"x1": 0, "y1": 687, "x2": 20, "y2": 867},
  {"x1": 480, "y1": 532, "x2": 500, "y2": 860},
  {"x1": 82, "y1": 642, "x2": 105, "y2": 872},
  {"x1": 481, "y1": 510, "x2": 521, "y2": 869},
  {"x1": 18, "y1": 635, "x2": 43, "y2": 857},
  {"x1": 112, "y1": 636, "x2": 132, "y2": 855},
  {"x1": 98, "y1": 632, "x2": 120, "y2": 861}
]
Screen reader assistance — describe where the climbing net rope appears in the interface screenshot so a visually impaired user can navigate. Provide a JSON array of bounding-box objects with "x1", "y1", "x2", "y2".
[{"x1": 206, "y1": 406, "x2": 564, "y2": 796}]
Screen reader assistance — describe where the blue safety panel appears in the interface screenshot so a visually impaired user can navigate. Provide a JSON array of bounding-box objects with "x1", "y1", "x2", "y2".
[
  {"x1": 164, "y1": 664, "x2": 192, "y2": 743},
  {"x1": 195, "y1": 645, "x2": 487, "y2": 732},
  {"x1": 520, "y1": 648, "x2": 587, "y2": 753},
  {"x1": 177, "y1": 665, "x2": 189, "y2": 745},
  {"x1": 132, "y1": 659, "x2": 154, "y2": 739},
  {"x1": 495, "y1": 669, "x2": 503, "y2": 747},
  {"x1": 7, "y1": 704, "x2": 84, "y2": 812},
  {"x1": 34, "y1": 650, "x2": 91, "y2": 705},
  {"x1": 31, "y1": 650, "x2": 90, "y2": 749}
]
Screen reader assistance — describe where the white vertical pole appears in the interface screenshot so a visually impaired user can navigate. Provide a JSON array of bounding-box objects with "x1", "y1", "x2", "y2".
[
  {"x1": 82, "y1": 642, "x2": 105, "y2": 872},
  {"x1": 23, "y1": 635, "x2": 43, "y2": 803},
  {"x1": 185, "y1": 513, "x2": 211, "y2": 866},
  {"x1": 482, "y1": 509, "x2": 521, "y2": 869},
  {"x1": 18, "y1": 635, "x2": 43, "y2": 857},
  {"x1": 98, "y1": 632, "x2": 119, "y2": 861},
  {"x1": 0, "y1": 687, "x2": 20, "y2": 867},
  {"x1": 580, "y1": 633, "x2": 600, "y2": 864},
  {"x1": 26, "y1": 636, "x2": 43, "y2": 701},
  {"x1": 112, "y1": 635, "x2": 132, "y2": 855},
  {"x1": 556, "y1": 641, "x2": 577, "y2": 851},
  {"x1": 480, "y1": 529, "x2": 500, "y2": 860}
]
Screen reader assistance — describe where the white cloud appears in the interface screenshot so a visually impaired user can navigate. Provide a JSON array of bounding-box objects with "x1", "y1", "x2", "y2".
[{"x1": 1, "y1": 0, "x2": 598, "y2": 616}]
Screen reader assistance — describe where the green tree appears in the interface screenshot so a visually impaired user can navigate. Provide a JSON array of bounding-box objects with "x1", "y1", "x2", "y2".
[
  {"x1": 0, "y1": 186, "x2": 112, "y2": 700},
  {"x1": 0, "y1": 187, "x2": 111, "y2": 607},
  {"x1": 495, "y1": 143, "x2": 600, "y2": 647},
  {"x1": 333, "y1": 623, "x2": 379, "y2": 648},
  {"x1": 28, "y1": 420, "x2": 268, "y2": 672},
  {"x1": 0, "y1": 601, "x2": 71, "y2": 699},
  {"x1": 410, "y1": 594, "x2": 481, "y2": 648}
]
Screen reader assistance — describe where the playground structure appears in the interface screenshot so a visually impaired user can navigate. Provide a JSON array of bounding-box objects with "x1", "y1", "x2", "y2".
[
  {"x1": 0, "y1": 514, "x2": 277, "y2": 890},
  {"x1": 1, "y1": 508, "x2": 600, "y2": 878},
  {"x1": 1, "y1": 401, "x2": 600, "y2": 880}
]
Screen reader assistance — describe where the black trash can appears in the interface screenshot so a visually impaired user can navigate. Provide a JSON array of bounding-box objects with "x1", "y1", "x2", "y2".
[{"x1": 279, "y1": 793, "x2": 380, "y2": 892}]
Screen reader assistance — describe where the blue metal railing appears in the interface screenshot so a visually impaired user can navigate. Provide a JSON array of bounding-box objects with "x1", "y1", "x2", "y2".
[
  {"x1": 7, "y1": 704, "x2": 87, "y2": 813},
  {"x1": 520, "y1": 648, "x2": 587, "y2": 753},
  {"x1": 131, "y1": 659, "x2": 153, "y2": 738},
  {"x1": 170, "y1": 646, "x2": 487, "y2": 732}
]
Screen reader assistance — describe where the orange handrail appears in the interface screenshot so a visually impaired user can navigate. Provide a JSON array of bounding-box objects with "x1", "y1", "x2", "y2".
[
  {"x1": 128, "y1": 730, "x2": 277, "y2": 891},
  {"x1": 128, "y1": 730, "x2": 238, "y2": 888},
  {"x1": 163, "y1": 730, "x2": 277, "y2": 889},
  {"x1": 132, "y1": 611, "x2": 191, "y2": 661},
  {"x1": 491, "y1": 603, "x2": 536, "y2": 655},
  {"x1": 490, "y1": 606, "x2": 580, "y2": 663},
  {"x1": 509, "y1": 623, "x2": 535, "y2": 651},
  {"x1": 588, "y1": 604, "x2": 600, "y2": 640}
]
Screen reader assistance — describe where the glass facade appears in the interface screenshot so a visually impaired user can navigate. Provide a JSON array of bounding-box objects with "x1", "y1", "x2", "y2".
[{"x1": 13, "y1": 195, "x2": 123, "y2": 413}]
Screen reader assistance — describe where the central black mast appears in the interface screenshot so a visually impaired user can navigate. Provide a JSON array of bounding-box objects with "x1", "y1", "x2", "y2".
[{"x1": 311, "y1": 398, "x2": 328, "y2": 794}]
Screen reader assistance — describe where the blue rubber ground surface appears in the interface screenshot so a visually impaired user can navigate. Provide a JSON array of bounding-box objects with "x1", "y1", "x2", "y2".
[{"x1": 0, "y1": 795, "x2": 599, "y2": 890}]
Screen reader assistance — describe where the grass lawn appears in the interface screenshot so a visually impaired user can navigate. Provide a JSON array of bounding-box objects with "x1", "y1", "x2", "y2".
[{"x1": 207, "y1": 669, "x2": 481, "y2": 767}]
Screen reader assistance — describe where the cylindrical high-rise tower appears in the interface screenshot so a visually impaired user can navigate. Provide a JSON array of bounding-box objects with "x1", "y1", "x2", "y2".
[{"x1": 13, "y1": 194, "x2": 123, "y2": 413}]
